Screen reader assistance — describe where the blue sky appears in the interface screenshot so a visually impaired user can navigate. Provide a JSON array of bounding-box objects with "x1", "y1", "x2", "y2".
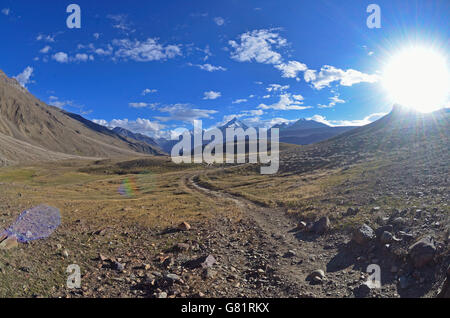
[{"x1": 1, "y1": 0, "x2": 449, "y2": 139}]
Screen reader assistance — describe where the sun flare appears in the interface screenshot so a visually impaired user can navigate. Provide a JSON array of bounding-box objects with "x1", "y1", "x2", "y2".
[{"x1": 382, "y1": 46, "x2": 450, "y2": 113}]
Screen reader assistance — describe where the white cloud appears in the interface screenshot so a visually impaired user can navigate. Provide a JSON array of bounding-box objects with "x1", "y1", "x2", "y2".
[
  {"x1": 155, "y1": 104, "x2": 218, "y2": 122},
  {"x1": 73, "y1": 53, "x2": 89, "y2": 62},
  {"x1": 141, "y1": 88, "x2": 157, "y2": 95},
  {"x1": 203, "y1": 91, "x2": 221, "y2": 100},
  {"x1": 107, "y1": 14, "x2": 135, "y2": 34},
  {"x1": 266, "y1": 84, "x2": 289, "y2": 92},
  {"x1": 275, "y1": 60, "x2": 308, "y2": 79},
  {"x1": 304, "y1": 69, "x2": 316, "y2": 82},
  {"x1": 94, "y1": 118, "x2": 167, "y2": 138},
  {"x1": 262, "y1": 95, "x2": 271, "y2": 99},
  {"x1": 129, "y1": 102, "x2": 158, "y2": 109},
  {"x1": 232, "y1": 99, "x2": 247, "y2": 104},
  {"x1": 213, "y1": 17, "x2": 225, "y2": 26},
  {"x1": 94, "y1": 45, "x2": 113, "y2": 56},
  {"x1": 305, "y1": 65, "x2": 379, "y2": 90},
  {"x1": 39, "y1": 46, "x2": 51, "y2": 54},
  {"x1": 92, "y1": 119, "x2": 108, "y2": 126},
  {"x1": 318, "y1": 94, "x2": 346, "y2": 108},
  {"x1": 2, "y1": 8, "x2": 10, "y2": 15},
  {"x1": 51, "y1": 52, "x2": 93, "y2": 63},
  {"x1": 292, "y1": 94, "x2": 304, "y2": 101},
  {"x1": 13, "y1": 67, "x2": 34, "y2": 88},
  {"x1": 258, "y1": 93, "x2": 312, "y2": 111},
  {"x1": 93, "y1": 33, "x2": 100, "y2": 40},
  {"x1": 189, "y1": 63, "x2": 227, "y2": 72},
  {"x1": 48, "y1": 96, "x2": 73, "y2": 109},
  {"x1": 112, "y1": 38, "x2": 181, "y2": 62},
  {"x1": 36, "y1": 34, "x2": 55, "y2": 43},
  {"x1": 52, "y1": 52, "x2": 69, "y2": 63},
  {"x1": 229, "y1": 29, "x2": 287, "y2": 65},
  {"x1": 308, "y1": 112, "x2": 387, "y2": 127}
]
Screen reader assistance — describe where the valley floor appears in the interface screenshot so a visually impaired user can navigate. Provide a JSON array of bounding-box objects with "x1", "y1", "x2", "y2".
[{"x1": 0, "y1": 155, "x2": 448, "y2": 298}]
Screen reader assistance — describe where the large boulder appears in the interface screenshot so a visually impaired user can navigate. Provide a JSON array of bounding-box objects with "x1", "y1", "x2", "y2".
[
  {"x1": 408, "y1": 236, "x2": 436, "y2": 268},
  {"x1": 352, "y1": 224, "x2": 375, "y2": 245}
]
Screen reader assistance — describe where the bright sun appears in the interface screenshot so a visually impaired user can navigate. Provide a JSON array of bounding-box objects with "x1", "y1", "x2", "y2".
[{"x1": 383, "y1": 46, "x2": 450, "y2": 113}]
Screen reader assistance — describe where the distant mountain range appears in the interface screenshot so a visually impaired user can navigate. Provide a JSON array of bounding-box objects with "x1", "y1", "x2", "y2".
[{"x1": 143, "y1": 116, "x2": 356, "y2": 154}]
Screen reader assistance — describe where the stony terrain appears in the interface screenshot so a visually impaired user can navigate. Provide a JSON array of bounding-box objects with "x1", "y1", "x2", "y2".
[{"x1": 0, "y1": 106, "x2": 448, "y2": 298}]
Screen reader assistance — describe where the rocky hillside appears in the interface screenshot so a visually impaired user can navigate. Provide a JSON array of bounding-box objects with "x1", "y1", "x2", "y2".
[{"x1": 0, "y1": 70, "x2": 164, "y2": 165}]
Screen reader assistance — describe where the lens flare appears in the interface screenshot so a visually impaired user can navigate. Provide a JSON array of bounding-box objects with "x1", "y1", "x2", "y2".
[{"x1": 382, "y1": 46, "x2": 450, "y2": 113}]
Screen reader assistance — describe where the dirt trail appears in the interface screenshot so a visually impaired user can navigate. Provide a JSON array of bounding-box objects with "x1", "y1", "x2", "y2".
[{"x1": 184, "y1": 170, "x2": 352, "y2": 298}]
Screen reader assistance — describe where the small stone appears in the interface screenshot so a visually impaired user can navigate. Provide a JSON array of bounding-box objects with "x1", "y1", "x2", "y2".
[
  {"x1": 380, "y1": 231, "x2": 394, "y2": 244},
  {"x1": 157, "y1": 292, "x2": 168, "y2": 298},
  {"x1": 353, "y1": 224, "x2": 375, "y2": 245},
  {"x1": 311, "y1": 217, "x2": 331, "y2": 234},
  {"x1": 408, "y1": 236, "x2": 436, "y2": 268},
  {"x1": 297, "y1": 221, "x2": 307, "y2": 230},
  {"x1": 177, "y1": 222, "x2": 191, "y2": 231},
  {"x1": 165, "y1": 273, "x2": 183, "y2": 284},
  {"x1": 353, "y1": 282, "x2": 372, "y2": 298},
  {"x1": 284, "y1": 250, "x2": 296, "y2": 258},
  {"x1": 62, "y1": 250, "x2": 69, "y2": 258},
  {"x1": 202, "y1": 268, "x2": 216, "y2": 280},
  {"x1": 173, "y1": 243, "x2": 190, "y2": 252},
  {"x1": 114, "y1": 261, "x2": 125, "y2": 272},
  {"x1": 307, "y1": 269, "x2": 326, "y2": 284}
]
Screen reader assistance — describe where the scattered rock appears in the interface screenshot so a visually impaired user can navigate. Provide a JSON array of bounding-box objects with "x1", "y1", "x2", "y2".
[
  {"x1": 375, "y1": 225, "x2": 393, "y2": 238},
  {"x1": 296, "y1": 221, "x2": 307, "y2": 231},
  {"x1": 62, "y1": 250, "x2": 69, "y2": 258},
  {"x1": 157, "y1": 291, "x2": 168, "y2": 298},
  {"x1": 178, "y1": 222, "x2": 191, "y2": 231},
  {"x1": 284, "y1": 250, "x2": 296, "y2": 258},
  {"x1": 390, "y1": 217, "x2": 406, "y2": 229},
  {"x1": 0, "y1": 236, "x2": 18, "y2": 250},
  {"x1": 311, "y1": 217, "x2": 331, "y2": 234},
  {"x1": 380, "y1": 231, "x2": 394, "y2": 244},
  {"x1": 353, "y1": 281, "x2": 372, "y2": 298},
  {"x1": 307, "y1": 269, "x2": 326, "y2": 284},
  {"x1": 113, "y1": 261, "x2": 125, "y2": 272},
  {"x1": 408, "y1": 236, "x2": 436, "y2": 268},
  {"x1": 172, "y1": 243, "x2": 190, "y2": 252},
  {"x1": 165, "y1": 273, "x2": 183, "y2": 284},
  {"x1": 346, "y1": 207, "x2": 359, "y2": 216},
  {"x1": 437, "y1": 266, "x2": 450, "y2": 298},
  {"x1": 184, "y1": 254, "x2": 216, "y2": 269},
  {"x1": 353, "y1": 224, "x2": 375, "y2": 245},
  {"x1": 202, "y1": 268, "x2": 216, "y2": 280}
]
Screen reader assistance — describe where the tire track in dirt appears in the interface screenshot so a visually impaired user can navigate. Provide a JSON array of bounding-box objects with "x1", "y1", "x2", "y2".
[{"x1": 184, "y1": 170, "x2": 340, "y2": 297}]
